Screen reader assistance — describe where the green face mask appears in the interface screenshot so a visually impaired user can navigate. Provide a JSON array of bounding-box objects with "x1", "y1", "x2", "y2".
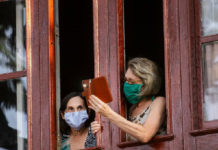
[{"x1": 123, "y1": 82, "x2": 144, "y2": 104}]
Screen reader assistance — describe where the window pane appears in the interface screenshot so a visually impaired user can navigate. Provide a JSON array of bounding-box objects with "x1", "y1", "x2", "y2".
[
  {"x1": 0, "y1": 0, "x2": 26, "y2": 74},
  {"x1": 201, "y1": 0, "x2": 218, "y2": 36},
  {"x1": 0, "y1": 77, "x2": 27, "y2": 150},
  {"x1": 202, "y1": 41, "x2": 218, "y2": 121}
]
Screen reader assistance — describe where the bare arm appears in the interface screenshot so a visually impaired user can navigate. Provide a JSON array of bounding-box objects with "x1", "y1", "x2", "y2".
[{"x1": 89, "y1": 95, "x2": 165, "y2": 143}]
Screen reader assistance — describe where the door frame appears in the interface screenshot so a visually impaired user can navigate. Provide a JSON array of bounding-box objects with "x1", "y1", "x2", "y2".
[{"x1": 26, "y1": 0, "x2": 56, "y2": 149}]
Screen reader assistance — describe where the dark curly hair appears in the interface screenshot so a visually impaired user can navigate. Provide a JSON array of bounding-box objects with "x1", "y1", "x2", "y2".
[{"x1": 59, "y1": 92, "x2": 95, "y2": 135}]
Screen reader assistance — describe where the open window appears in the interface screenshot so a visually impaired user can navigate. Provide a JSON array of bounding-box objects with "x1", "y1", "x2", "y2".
[
  {"x1": 123, "y1": 0, "x2": 165, "y2": 96},
  {"x1": 59, "y1": 0, "x2": 94, "y2": 97},
  {"x1": 57, "y1": 0, "x2": 103, "y2": 149},
  {"x1": 117, "y1": 0, "x2": 174, "y2": 148}
]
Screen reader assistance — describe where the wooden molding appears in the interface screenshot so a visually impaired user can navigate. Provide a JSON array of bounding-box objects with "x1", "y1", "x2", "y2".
[
  {"x1": 117, "y1": 134, "x2": 174, "y2": 148},
  {"x1": 0, "y1": 71, "x2": 27, "y2": 81},
  {"x1": 190, "y1": 128, "x2": 218, "y2": 136}
]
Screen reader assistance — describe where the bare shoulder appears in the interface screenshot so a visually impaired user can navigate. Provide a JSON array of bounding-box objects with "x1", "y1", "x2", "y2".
[{"x1": 152, "y1": 96, "x2": 166, "y2": 108}]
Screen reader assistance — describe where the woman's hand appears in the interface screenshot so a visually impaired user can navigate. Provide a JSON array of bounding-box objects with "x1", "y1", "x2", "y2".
[
  {"x1": 91, "y1": 121, "x2": 101, "y2": 134},
  {"x1": 88, "y1": 95, "x2": 112, "y2": 117}
]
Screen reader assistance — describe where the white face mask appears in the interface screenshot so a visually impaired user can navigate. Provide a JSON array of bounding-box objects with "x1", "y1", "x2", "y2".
[{"x1": 64, "y1": 110, "x2": 89, "y2": 130}]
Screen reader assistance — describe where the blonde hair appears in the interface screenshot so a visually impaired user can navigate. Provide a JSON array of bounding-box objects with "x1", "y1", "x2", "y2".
[{"x1": 128, "y1": 57, "x2": 161, "y2": 97}]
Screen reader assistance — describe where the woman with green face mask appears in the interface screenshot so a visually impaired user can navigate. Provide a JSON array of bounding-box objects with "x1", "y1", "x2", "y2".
[{"x1": 89, "y1": 58, "x2": 166, "y2": 143}]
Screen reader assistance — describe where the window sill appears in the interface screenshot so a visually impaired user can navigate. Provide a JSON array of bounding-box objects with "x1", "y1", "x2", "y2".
[
  {"x1": 83, "y1": 146, "x2": 104, "y2": 150},
  {"x1": 190, "y1": 128, "x2": 218, "y2": 136},
  {"x1": 117, "y1": 134, "x2": 174, "y2": 148}
]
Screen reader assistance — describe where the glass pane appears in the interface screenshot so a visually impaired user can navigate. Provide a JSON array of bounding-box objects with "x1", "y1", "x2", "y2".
[
  {"x1": 202, "y1": 41, "x2": 218, "y2": 121},
  {"x1": 201, "y1": 0, "x2": 218, "y2": 36},
  {"x1": 0, "y1": 0, "x2": 26, "y2": 74},
  {"x1": 0, "y1": 77, "x2": 27, "y2": 150}
]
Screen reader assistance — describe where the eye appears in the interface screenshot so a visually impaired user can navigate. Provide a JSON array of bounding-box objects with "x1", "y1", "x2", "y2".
[
  {"x1": 125, "y1": 80, "x2": 135, "y2": 84},
  {"x1": 124, "y1": 77, "x2": 136, "y2": 84},
  {"x1": 77, "y1": 105, "x2": 83, "y2": 111},
  {"x1": 67, "y1": 107, "x2": 74, "y2": 112},
  {"x1": 129, "y1": 81, "x2": 135, "y2": 84}
]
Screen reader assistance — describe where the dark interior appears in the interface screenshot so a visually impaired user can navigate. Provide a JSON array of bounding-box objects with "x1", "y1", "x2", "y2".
[
  {"x1": 124, "y1": 0, "x2": 165, "y2": 96},
  {"x1": 59, "y1": 0, "x2": 165, "y2": 98},
  {"x1": 59, "y1": 0, "x2": 94, "y2": 99}
]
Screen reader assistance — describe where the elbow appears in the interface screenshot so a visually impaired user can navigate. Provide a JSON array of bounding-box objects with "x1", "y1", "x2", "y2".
[
  {"x1": 134, "y1": 128, "x2": 153, "y2": 143},
  {"x1": 137, "y1": 129, "x2": 154, "y2": 143},
  {"x1": 138, "y1": 135, "x2": 152, "y2": 143},
  {"x1": 139, "y1": 137, "x2": 150, "y2": 143}
]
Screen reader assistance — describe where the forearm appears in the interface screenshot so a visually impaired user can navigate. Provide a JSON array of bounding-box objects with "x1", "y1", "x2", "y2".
[
  {"x1": 105, "y1": 109, "x2": 152, "y2": 142},
  {"x1": 89, "y1": 95, "x2": 158, "y2": 142}
]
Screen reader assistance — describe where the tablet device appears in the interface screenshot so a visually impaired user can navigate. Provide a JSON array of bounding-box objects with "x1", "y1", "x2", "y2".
[{"x1": 82, "y1": 76, "x2": 113, "y2": 106}]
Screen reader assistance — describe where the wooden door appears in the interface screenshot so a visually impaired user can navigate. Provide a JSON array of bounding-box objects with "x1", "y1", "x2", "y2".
[
  {"x1": 93, "y1": 0, "x2": 179, "y2": 149},
  {"x1": 94, "y1": 0, "x2": 218, "y2": 149}
]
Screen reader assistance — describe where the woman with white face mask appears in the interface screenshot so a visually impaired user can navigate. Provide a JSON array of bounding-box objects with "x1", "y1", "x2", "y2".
[
  {"x1": 89, "y1": 57, "x2": 166, "y2": 143},
  {"x1": 59, "y1": 92, "x2": 100, "y2": 150}
]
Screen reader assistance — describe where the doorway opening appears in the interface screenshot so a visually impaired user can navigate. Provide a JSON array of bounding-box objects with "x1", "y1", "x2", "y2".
[
  {"x1": 122, "y1": 0, "x2": 167, "y2": 140},
  {"x1": 124, "y1": 0, "x2": 165, "y2": 96},
  {"x1": 59, "y1": 0, "x2": 94, "y2": 99}
]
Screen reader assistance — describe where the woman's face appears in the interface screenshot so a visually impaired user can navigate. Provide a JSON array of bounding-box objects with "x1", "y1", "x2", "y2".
[
  {"x1": 65, "y1": 96, "x2": 86, "y2": 113},
  {"x1": 125, "y1": 68, "x2": 142, "y2": 85}
]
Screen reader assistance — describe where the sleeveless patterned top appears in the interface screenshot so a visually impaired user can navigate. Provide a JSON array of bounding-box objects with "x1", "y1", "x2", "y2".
[
  {"x1": 61, "y1": 127, "x2": 96, "y2": 150},
  {"x1": 126, "y1": 99, "x2": 166, "y2": 141}
]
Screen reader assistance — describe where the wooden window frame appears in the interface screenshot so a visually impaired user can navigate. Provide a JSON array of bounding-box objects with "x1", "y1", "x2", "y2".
[
  {"x1": 26, "y1": 0, "x2": 57, "y2": 149},
  {"x1": 0, "y1": 0, "x2": 27, "y2": 80},
  {"x1": 116, "y1": 0, "x2": 174, "y2": 148},
  {"x1": 0, "y1": 71, "x2": 27, "y2": 81},
  {"x1": 193, "y1": 0, "x2": 218, "y2": 131},
  {"x1": 0, "y1": 0, "x2": 28, "y2": 148}
]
